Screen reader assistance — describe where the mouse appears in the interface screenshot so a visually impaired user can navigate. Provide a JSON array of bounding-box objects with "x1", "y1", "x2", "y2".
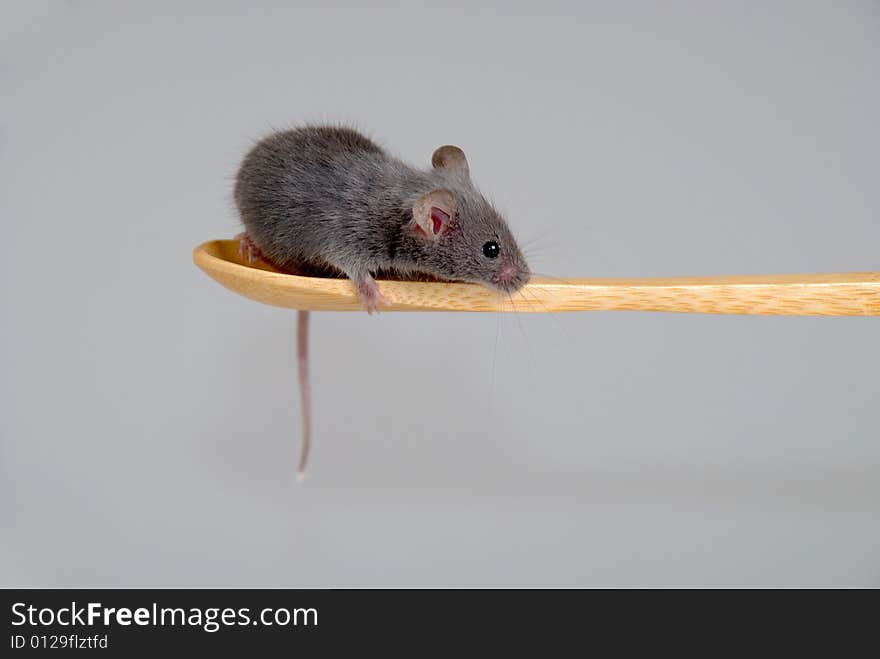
[{"x1": 233, "y1": 125, "x2": 530, "y2": 479}]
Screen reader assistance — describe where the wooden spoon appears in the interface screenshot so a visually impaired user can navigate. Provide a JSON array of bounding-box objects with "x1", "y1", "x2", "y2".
[{"x1": 193, "y1": 240, "x2": 880, "y2": 316}]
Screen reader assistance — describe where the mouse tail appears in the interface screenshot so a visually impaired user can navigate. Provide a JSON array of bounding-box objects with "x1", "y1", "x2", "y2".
[{"x1": 296, "y1": 310, "x2": 311, "y2": 481}]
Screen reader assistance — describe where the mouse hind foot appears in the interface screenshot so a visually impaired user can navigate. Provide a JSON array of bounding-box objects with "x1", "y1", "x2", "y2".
[{"x1": 235, "y1": 231, "x2": 263, "y2": 264}]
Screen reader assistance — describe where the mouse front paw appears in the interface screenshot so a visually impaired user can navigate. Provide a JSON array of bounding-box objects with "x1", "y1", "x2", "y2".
[{"x1": 355, "y1": 275, "x2": 390, "y2": 315}]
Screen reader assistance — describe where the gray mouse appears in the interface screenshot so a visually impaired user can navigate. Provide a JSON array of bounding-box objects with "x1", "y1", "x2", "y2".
[{"x1": 233, "y1": 125, "x2": 530, "y2": 478}]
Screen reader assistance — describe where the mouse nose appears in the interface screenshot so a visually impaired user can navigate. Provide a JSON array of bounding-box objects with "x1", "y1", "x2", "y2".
[
  {"x1": 497, "y1": 263, "x2": 516, "y2": 282},
  {"x1": 492, "y1": 261, "x2": 526, "y2": 291}
]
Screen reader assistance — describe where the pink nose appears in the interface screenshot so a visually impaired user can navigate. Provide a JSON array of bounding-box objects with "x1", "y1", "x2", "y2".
[{"x1": 494, "y1": 264, "x2": 516, "y2": 285}]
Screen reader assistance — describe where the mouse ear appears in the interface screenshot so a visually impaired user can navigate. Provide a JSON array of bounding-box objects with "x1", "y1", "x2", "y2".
[
  {"x1": 412, "y1": 189, "x2": 456, "y2": 240},
  {"x1": 431, "y1": 145, "x2": 469, "y2": 176}
]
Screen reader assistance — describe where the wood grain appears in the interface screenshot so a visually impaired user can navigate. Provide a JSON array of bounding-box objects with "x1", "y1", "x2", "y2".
[{"x1": 193, "y1": 240, "x2": 880, "y2": 316}]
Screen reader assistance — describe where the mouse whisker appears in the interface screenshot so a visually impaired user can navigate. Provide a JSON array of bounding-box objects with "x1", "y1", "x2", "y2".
[
  {"x1": 507, "y1": 291, "x2": 536, "y2": 379},
  {"x1": 515, "y1": 285, "x2": 569, "y2": 338},
  {"x1": 488, "y1": 309, "x2": 502, "y2": 412},
  {"x1": 528, "y1": 272, "x2": 580, "y2": 287},
  {"x1": 520, "y1": 225, "x2": 562, "y2": 248}
]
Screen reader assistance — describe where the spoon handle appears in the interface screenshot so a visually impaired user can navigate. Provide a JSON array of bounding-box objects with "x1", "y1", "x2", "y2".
[{"x1": 523, "y1": 273, "x2": 880, "y2": 316}]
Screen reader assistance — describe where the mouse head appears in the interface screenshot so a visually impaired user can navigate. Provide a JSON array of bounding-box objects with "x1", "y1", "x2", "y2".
[{"x1": 409, "y1": 145, "x2": 530, "y2": 292}]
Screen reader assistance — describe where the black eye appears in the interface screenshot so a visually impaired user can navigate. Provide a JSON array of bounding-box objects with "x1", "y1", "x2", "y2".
[{"x1": 482, "y1": 240, "x2": 500, "y2": 259}]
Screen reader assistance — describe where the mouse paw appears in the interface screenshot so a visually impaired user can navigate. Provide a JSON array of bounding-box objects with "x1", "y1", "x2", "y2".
[
  {"x1": 235, "y1": 232, "x2": 263, "y2": 264},
  {"x1": 356, "y1": 276, "x2": 390, "y2": 315}
]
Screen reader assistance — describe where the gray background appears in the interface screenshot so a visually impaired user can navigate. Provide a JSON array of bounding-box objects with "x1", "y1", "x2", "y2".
[{"x1": 2, "y1": 1, "x2": 878, "y2": 586}]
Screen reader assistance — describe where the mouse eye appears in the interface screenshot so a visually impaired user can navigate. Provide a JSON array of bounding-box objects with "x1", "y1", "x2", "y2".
[{"x1": 481, "y1": 240, "x2": 500, "y2": 259}]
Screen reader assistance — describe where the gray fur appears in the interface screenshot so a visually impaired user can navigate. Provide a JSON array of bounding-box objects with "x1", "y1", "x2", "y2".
[{"x1": 233, "y1": 125, "x2": 530, "y2": 292}]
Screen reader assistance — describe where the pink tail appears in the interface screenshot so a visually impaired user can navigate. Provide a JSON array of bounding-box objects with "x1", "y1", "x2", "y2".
[{"x1": 296, "y1": 310, "x2": 311, "y2": 480}]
